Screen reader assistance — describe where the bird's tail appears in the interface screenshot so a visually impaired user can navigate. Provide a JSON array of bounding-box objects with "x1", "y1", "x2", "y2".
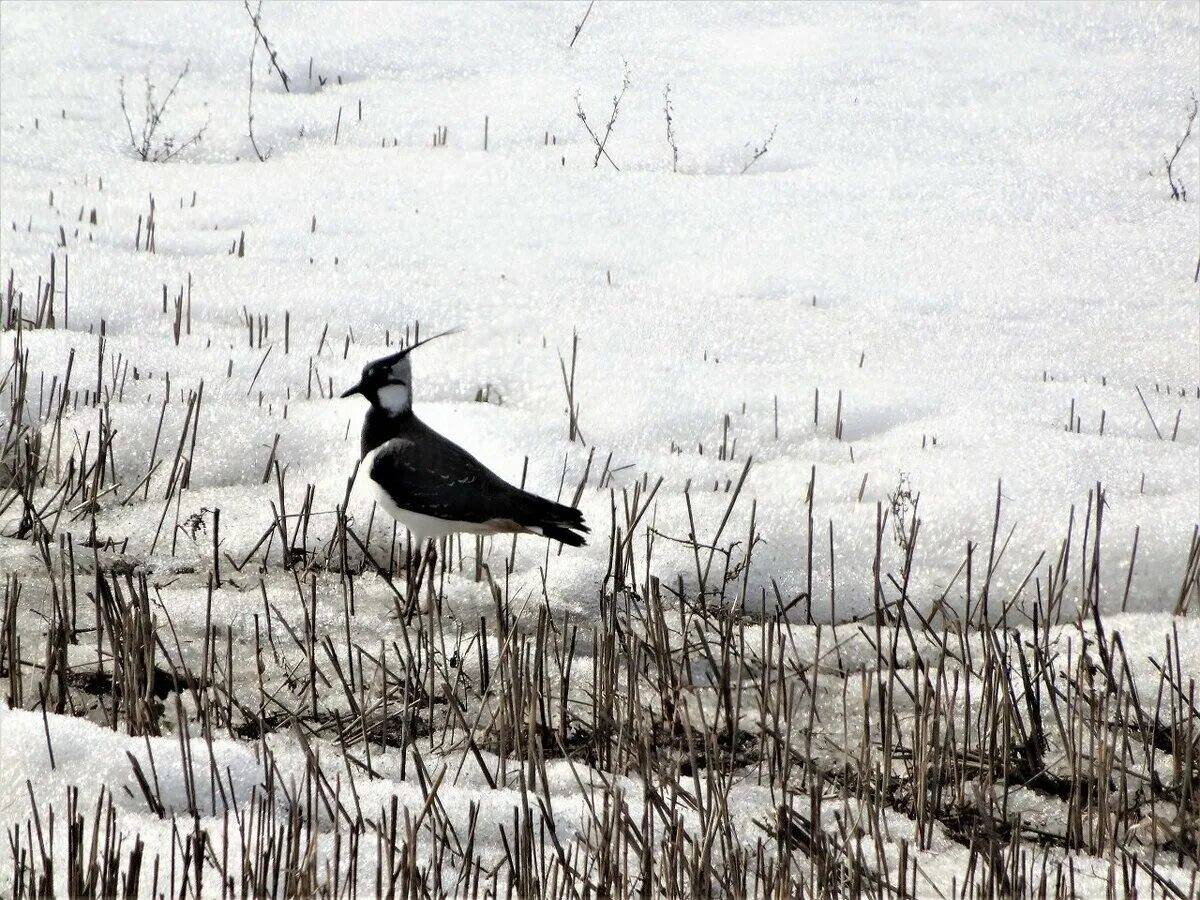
[{"x1": 525, "y1": 495, "x2": 589, "y2": 547}]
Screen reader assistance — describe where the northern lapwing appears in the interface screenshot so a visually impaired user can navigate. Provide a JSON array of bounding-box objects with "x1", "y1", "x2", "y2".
[{"x1": 342, "y1": 332, "x2": 589, "y2": 588}]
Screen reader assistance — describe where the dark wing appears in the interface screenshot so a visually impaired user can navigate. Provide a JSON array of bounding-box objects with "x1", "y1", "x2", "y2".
[
  {"x1": 369, "y1": 423, "x2": 518, "y2": 524},
  {"x1": 368, "y1": 417, "x2": 588, "y2": 545}
]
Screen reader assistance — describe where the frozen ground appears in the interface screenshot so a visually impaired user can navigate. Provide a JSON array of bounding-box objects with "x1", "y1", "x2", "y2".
[
  {"x1": 1, "y1": 2, "x2": 1198, "y2": 898},
  {"x1": 3, "y1": 609, "x2": 1199, "y2": 899}
]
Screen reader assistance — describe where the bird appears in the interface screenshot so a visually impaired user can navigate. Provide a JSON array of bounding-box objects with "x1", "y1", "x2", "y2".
[{"x1": 341, "y1": 331, "x2": 589, "y2": 586}]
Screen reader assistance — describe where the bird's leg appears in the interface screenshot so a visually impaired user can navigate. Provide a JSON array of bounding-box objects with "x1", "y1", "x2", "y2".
[
  {"x1": 404, "y1": 533, "x2": 427, "y2": 619},
  {"x1": 404, "y1": 531, "x2": 416, "y2": 588},
  {"x1": 424, "y1": 539, "x2": 439, "y2": 611}
]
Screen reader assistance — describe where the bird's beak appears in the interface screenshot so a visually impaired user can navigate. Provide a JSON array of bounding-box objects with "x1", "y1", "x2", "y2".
[{"x1": 340, "y1": 381, "x2": 364, "y2": 399}]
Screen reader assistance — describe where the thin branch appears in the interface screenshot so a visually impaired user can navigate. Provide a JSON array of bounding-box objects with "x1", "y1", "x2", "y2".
[
  {"x1": 1164, "y1": 91, "x2": 1197, "y2": 201},
  {"x1": 140, "y1": 75, "x2": 154, "y2": 153},
  {"x1": 154, "y1": 121, "x2": 209, "y2": 164},
  {"x1": 568, "y1": 0, "x2": 595, "y2": 50},
  {"x1": 117, "y1": 62, "x2": 207, "y2": 163},
  {"x1": 574, "y1": 100, "x2": 615, "y2": 170},
  {"x1": 153, "y1": 62, "x2": 193, "y2": 128},
  {"x1": 664, "y1": 83, "x2": 678, "y2": 174},
  {"x1": 242, "y1": 0, "x2": 290, "y2": 92},
  {"x1": 575, "y1": 60, "x2": 629, "y2": 171},
  {"x1": 247, "y1": 0, "x2": 271, "y2": 162},
  {"x1": 118, "y1": 77, "x2": 140, "y2": 156},
  {"x1": 741, "y1": 124, "x2": 777, "y2": 175},
  {"x1": 1135, "y1": 385, "x2": 1163, "y2": 440}
]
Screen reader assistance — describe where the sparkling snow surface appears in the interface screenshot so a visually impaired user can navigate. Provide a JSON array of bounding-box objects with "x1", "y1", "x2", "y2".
[
  {"x1": 1, "y1": 1, "x2": 1196, "y2": 613},
  {"x1": 1, "y1": 1, "x2": 1198, "y2": 896}
]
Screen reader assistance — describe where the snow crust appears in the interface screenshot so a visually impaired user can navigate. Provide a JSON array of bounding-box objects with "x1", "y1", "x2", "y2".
[
  {"x1": 1, "y1": 1, "x2": 1196, "y2": 617},
  {"x1": 1, "y1": 2, "x2": 1198, "y2": 896}
]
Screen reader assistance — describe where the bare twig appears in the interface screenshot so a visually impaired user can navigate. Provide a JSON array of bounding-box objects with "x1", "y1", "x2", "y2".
[
  {"x1": 1134, "y1": 384, "x2": 1163, "y2": 439},
  {"x1": 118, "y1": 62, "x2": 208, "y2": 163},
  {"x1": 1164, "y1": 91, "x2": 1198, "y2": 201},
  {"x1": 558, "y1": 331, "x2": 583, "y2": 444},
  {"x1": 242, "y1": 0, "x2": 290, "y2": 92},
  {"x1": 664, "y1": 83, "x2": 679, "y2": 173},
  {"x1": 741, "y1": 123, "x2": 777, "y2": 175},
  {"x1": 575, "y1": 60, "x2": 629, "y2": 171},
  {"x1": 247, "y1": 0, "x2": 271, "y2": 162},
  {"x1": 568, "y1": 0, "x2": 595, "y2": 49}
]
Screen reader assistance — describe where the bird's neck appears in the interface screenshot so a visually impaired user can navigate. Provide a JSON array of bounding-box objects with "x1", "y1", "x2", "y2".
[{"x1": 361, "y1": 405, "x2": 414, "y2": 457}]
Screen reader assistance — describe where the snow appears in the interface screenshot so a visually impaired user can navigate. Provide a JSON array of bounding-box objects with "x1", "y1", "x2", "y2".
[
  {"x1": 1, "y1": 1, "x2": 1198, "y2": 896},
  {"x1": 1, "y1": 0, "x2": 1196, "y2": 616}
]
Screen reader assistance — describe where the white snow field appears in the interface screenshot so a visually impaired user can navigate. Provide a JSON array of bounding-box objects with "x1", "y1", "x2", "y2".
[{"x1": 1, "y1": 2, "x2": 1198, "y2": 898}]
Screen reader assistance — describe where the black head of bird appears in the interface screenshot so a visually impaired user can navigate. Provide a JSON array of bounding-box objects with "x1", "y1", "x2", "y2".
[{"x1": 340, "y1": 329, "x2": 458, "y2": 416}]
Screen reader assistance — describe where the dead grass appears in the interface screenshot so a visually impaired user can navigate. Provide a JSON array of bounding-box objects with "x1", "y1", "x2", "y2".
[{"x1": 1, "y1": 273, "x2": 1197, "y2": 899}]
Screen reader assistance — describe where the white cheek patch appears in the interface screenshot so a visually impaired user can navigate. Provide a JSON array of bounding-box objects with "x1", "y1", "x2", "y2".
[{"x1": 377, "y1": 384, "x2": 411, "y2": 413}]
